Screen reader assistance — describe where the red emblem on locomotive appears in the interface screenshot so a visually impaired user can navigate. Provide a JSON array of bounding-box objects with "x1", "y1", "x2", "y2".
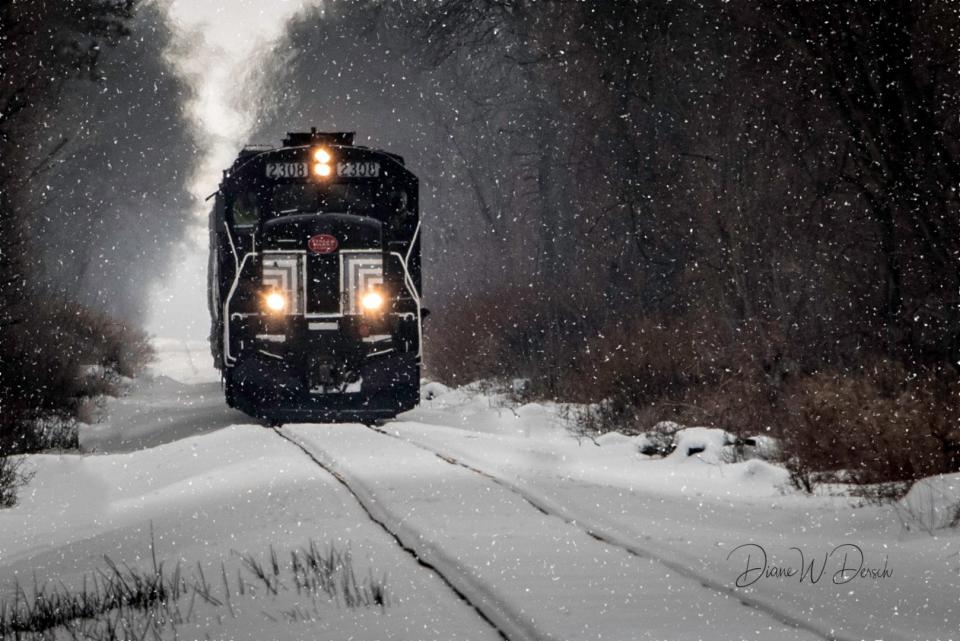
[{"x1": 307, "y1": 234, "x2": 338, "y2": 254}]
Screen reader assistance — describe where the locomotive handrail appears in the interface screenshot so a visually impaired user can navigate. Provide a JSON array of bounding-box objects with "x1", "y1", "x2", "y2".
[
  {"x1": 389, "y1": 218, "x2": 423, "y2": 359},
  {"x1": 223, "y1": 251, "x2": 255, "y2": 366},
  {"x1": 223, "y1": 220, "x2": 239, "y2": 273}
]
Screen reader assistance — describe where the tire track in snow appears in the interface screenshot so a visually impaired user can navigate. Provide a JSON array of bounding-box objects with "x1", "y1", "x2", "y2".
[
  {"x1": 272, "y1": 426, "x2": 540, "y2": 641},
  {"x1": 364, "y1": 424, "x2": 866, "y2": 641}
]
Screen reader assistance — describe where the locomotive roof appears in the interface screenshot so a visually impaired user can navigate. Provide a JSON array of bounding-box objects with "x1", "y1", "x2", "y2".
[{"x1": 282, "y1": 129, "x2": 354, "y2": 146}]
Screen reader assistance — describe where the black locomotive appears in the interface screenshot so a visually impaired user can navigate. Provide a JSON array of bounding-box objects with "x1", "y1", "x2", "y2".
[{"x1": 208, "y1": 130, "x2": 422, "y2": 423}]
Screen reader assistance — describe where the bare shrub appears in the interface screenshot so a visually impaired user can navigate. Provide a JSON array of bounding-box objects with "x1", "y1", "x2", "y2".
[
  {"x1": 425, "y1": 288, "x2": 518, "y2": 386},
  {"x1": 542, "y1": 310, "x2": 794, "y2": 439},
  {"x1": 8, "y1": 418, "x2": 79, "y2": 455},
  {"x1": 0, "y1": 537, "x2": 388, "y2": 639},
  {"x1": 568, "y1": 396, "x2": 647, "y2": 438},
  {"x1": 430, "y1": 288, "x2": 959, "y2": 501},
  {"x1": 0, "y1": 298, "x2": 153, "y2": 456},
  {"x1": 426, "y1": 286, "x2": 589, "y2": 397},
  {"x1": 780, "y1": 360, "x2": 960, "y2": 498},
  {"x1": 70, "y1": 305, "x2": 156, "y2": 380},
  {"x1": 0, "y1": 456, "x2": 31, "y2": 508},
  {"x1": 429, "y1": 288, "x2": 809, "y2": 445}
]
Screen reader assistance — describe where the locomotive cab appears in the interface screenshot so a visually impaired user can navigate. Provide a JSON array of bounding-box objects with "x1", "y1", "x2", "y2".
[{"x1": 207, "y1": 130, "x2": 422, "y2": 423}]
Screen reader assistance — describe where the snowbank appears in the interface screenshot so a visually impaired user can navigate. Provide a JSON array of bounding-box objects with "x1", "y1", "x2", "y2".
[{"x1": 897, "y1": 473, "x2": 960, "y2": 533}]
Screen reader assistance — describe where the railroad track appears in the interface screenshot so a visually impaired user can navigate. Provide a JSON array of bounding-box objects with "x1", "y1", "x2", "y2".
[
  {"x1": 361, "y1": 423, "x2": 866, "y2": 641},
  {"x1": 272, "y1": 426, "x2": 541, "y2": 641},
  {"x1": 273, "y1": 421, "x2": 867, "y2": 641}
]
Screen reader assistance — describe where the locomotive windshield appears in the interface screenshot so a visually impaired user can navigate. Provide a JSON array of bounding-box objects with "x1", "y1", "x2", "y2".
[
  {"x1": 272, "y1": 182, "x2": 384, "y2": 215},
  {"x1": 232, "y1": 189, "x2": 260, "y2": 226}
]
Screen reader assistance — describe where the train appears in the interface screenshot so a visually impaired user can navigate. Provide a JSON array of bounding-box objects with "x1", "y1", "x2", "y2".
[{"x1": 207, "y1": 130, "x2": 422, "y2": 424}]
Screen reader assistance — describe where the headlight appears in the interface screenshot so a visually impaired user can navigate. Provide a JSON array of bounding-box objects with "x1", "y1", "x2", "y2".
[
  {"x1": 313, "y1": 147, "x2": 333, "y2": 177},
  {"x1": 360, "y1": 290, "x2": 384, "y2": 313},
  {"x1": 264, "y1": 291, "x2": 287, "y2": 313}
]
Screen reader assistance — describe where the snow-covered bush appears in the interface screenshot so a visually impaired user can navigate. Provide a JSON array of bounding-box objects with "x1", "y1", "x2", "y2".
[
  {"x1": 638, "y1": 421, "x2": 684, "y2": 456},
  {"x1": 665, "y1": 427, "x2": 733, "y2": 462}
]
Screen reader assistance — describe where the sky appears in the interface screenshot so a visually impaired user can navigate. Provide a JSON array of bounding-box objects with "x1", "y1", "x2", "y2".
[{"x1": 146, "y1": 0, "x2": 314, "y2": 340}]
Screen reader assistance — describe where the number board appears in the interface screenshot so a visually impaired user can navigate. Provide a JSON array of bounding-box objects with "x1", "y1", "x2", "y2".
[
  {"x1": 337, "y1": 161, "x2": 380, "y2": 178},
  {"x1": 266, "y1": 163, "x2": 308, "y2": 179}
]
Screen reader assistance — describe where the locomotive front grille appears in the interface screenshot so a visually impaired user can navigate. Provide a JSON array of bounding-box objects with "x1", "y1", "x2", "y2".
[
  {"x1": 262, "y1": 252, "x2": 304, "y2": 315},
  {"x1": 262, "y1": 249, "x2": 383, "y2": 317},
  {"x1": 339, "y1": 250, "x2": 383, "y2": 315}
]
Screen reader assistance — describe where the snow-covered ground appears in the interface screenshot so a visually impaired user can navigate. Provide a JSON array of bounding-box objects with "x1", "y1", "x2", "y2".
[
  {"x1": 386, "y1": 388, "x2": 960, "y2": 640},
  {"x1": 1, "y1": 341, "x2": 958, "y2": 640}
]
